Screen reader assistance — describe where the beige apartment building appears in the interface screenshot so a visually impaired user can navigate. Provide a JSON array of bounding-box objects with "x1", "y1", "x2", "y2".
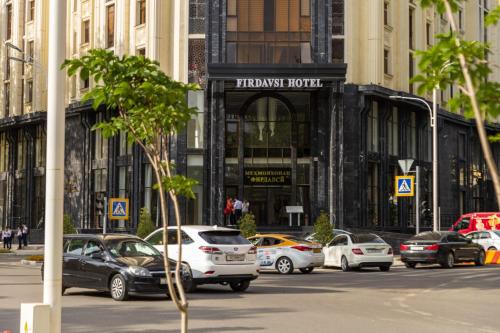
[{"x1": 0, "y1": 0, "x2": 498, "y2": 236}]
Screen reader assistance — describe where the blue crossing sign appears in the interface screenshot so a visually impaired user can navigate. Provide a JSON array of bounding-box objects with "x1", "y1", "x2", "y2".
[
  {"x1": 109, "y1": 198, "x2": 129, "y2": 220},
  {"x1": 395, "y1": 176, "x2": 415, "y2": 197}
]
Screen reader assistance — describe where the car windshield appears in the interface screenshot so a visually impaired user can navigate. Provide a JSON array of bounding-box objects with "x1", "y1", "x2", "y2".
[
  {"x1": 199, "y1": 231, "x2": 251, "y2": 245},
  {"x1": 351, "y1": 234, "x2": 385, "y2": 244},
  {"x1": 106, "y1": 239, "x2": 161, "y2": 257},
  {"x1": 410, "y1": 232, "x2": 443, "y2": 241},
  {"x1": 494, "y1": 231, "x2": 500, "y2": 238}
]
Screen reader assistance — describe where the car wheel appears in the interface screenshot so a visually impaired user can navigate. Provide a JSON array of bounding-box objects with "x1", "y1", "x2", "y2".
[
  {"x1": 299, "y1": 267, "x2": 314, "y2": 274},
  {"x1": 276, "y1": 257, "x2": 294, "y2": 274},
  {"x1": 441, "y1": 252, "x2": 455, "y2": 269},
  {"x1": 379, "y1": 265, "x2": 390, "y2": 272},
  {"x1": 405, "y1": 262, "x2": 417, "y2": 269},
  {"x1": 487, "y1": 246, "x2": 497, "y2": 251},
  {"x1": 181, "y1": 264, "x2": 197, "y2": 293},
  {"x1": 110, "y1": 274, "x2": 129, "y2": 301},
  {"x1": 341, "y1": 256, "x2": 350, "y2": 272},
  {"x1": 229, "y1": 280, "x2": 250, "y2": 292},
  {"x1": 475, "y1": 250, "x2": 486, "y2": 266}
]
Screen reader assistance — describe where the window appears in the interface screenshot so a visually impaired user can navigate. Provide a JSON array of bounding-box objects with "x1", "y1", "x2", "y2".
[
  {"x1": 82, "y1": 19, "x2": 90, "y2": 44},
  {"x1": 187, "y1": 90, "x2": 204, "y2": 149},
  {"x1": 137, "y1": 47, "x2": 146, "y2": 56},
  {"x1": 332, "y1": 0, "x2": 344, "y2": 35},
  {"x1": 384, "y1": 48, "x2": 390, "y2": 75},
  {"x1": 332, "y1": 38, "x2": 344, "y2": 64},
  {"x1": 407, "y1": 113, "x2": 417, "y2": 158},
  {"x1": 388, "y1": 107, "x2": 398, "y2": 156},
  {"x1": 189, "y1": 0, "x2": 206, "y2": 34},
  {"x1": 4, "y1": 83, "x2": 9, "y2": 117},
  {"x1": 106, "y1": 4, "x2": 115, "y2": 48},
  {"x1": 479, "y1": 0, "x2": 489, "y2": 43},
  {"x1": 28, "y1": 41, "x2": 34, "y2": 61},
  {"x1": 137, "y1": 0, "x2": 146, "y2": 25},
  {"x1": 166, "y1": 230, "x2": 194, "y2": 245},
  {"x1": 409, "y1": 53, "x2": 414, "y2": 93},
  {"x1": 84, "y1": 240, "x2": 104, "y2": 256},
  {"x1": 66, "y1": 239, "x2": 85, "y2": 255},
  {"x1": 226, "y1": 0, "x2": 312, "y2": 64},
  {"x1": 6, "y1": 4, "x2": 12, "y2": 40},
  {"x1": 458, "y1": 8, "x2": 463, "y2": 31},
  {"x1": 0, "y1": 133, "x2": 8, "y2": 172},
  {"x1": 426, "y1": 22, "x2": 432, "y2": 46},
  {"x1": 27, "y1": 0, "x2": 35, "y2": 22},
  {"x1": 367, "y1": 102, "x2": 379, "y2": 153},
  {"x1": 261, "y1": 237, "x2": 283, "y2": 246},
  {"x1": 26, "y1": 80, "x2": 33, "y2": 104},
  {"x1": 199, "y1": 231, "x2": 250, "y2": 245},
  {"x1": 81, "y1": 77, "x2": 89, "y2": 90},
  {"x1": 384, "y1": 1, "x2": 390, "y2": 26},
  {"x1": 188, "y1": 39, "x2": 205, "y2": 85},
  {"x1": 35, "y1": 127, "x2": 45, "y2": 168},
  {"x1": 409, "y1": 7, "x2": 415, "y2": 50}
]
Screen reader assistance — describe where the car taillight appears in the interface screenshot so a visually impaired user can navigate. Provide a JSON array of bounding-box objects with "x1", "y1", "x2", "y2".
[
  {"x1": 425, "y1": 244, "x2": 440, "y2": 251},
  {"x1": 199, "y1": 246, "x2": 223, "y2": 254},
  {"x1": 292, "y1": 245, "x2": 312, "y2": 251},
  {"x1": 248, "y1": 246, "x2": 257, "y2": 254},
  {"x1": 400, "y1": 244, "x2": 410, "y2": 251},
  {"x1": 352, "y1": 248, "x2": 364, "y2": 255},
  {"x1": 388, "y1": 247, "x2": 393, "y2": 255}
]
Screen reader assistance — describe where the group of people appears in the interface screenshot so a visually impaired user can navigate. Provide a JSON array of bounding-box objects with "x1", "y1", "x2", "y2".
[
  {"x1": 224, "y1": 197, "x2": 250, "y2": 226},
  {"x1": 1, "y1": 224, "x2": 29, "y2": 250}
]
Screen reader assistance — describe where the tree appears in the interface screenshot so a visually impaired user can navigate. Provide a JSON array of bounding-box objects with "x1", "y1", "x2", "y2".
[
  {"x1": 413, "y1": 0, "x2": 500, "y2": 209},
  {"x1": 136, "y1": 208, "x2": 156, "y2": 239},
  {"x1": 313, "y1": 211, "x2": 333, "y2": 246},
  {"x1": 238, "y1": 213, "x2": 257, "y2": 238},
  {"x1": 63, "y1": 49, "x2": 199, "y2": 332},
  {"x1": 63, "y1": 214, "x2": 76, "y2": 234}
]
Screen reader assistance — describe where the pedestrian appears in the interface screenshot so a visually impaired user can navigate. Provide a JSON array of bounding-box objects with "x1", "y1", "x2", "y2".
[
  {"x1": 22, "y1": 224, "x2": 29, "y2": 247},
  {"x1": 1, "y1": 228, "x2": 5, "y2": 249},
  {"x1": 242, "y1": 200, "x2": 250, "y2": 216},
  {"x1": 5, "y1": 227, "x2": 12, "y2": 249},
  {"x1": 224, "y1": 196, "x2": 234, "y2": 226},
  {"x1": 16, "y1": 226, "x2": 23, "y2": 250},
  {"x1": 233, "y1": 197, "x2": 243, "y2": 222}
]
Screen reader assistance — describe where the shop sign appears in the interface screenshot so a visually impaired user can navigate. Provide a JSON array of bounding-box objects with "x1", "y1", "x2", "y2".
[
  {"x1": 244, "y1": 168, "x2": 292, "y2": 186},
  {"x1": 236, "y1": 78, "x2": 323, "y2": 89}
]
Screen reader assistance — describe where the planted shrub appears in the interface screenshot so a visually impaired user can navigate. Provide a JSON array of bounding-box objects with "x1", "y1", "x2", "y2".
[
  {"x1": 137, "y1": 208, "x2": 156, "y2": 239},
  {"x1": 313, "y1": 211, "x2": 333, "y2": 246},
  {"x1": 238, "y1": 213, "x2": 257, "y2": 238}
]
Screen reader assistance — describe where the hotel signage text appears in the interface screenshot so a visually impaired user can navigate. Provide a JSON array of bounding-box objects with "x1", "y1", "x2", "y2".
[
  {"x1": 236, "y1": 78, "x2": 323, "y2": 89},
  {"x1": 244, "y1": 168, "x2": 292, "y2": 186}
]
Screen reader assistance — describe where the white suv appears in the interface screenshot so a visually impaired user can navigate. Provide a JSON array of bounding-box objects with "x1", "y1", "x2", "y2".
[{"x1": 144, "y1": 225, "x2": 259, "y2": 292}]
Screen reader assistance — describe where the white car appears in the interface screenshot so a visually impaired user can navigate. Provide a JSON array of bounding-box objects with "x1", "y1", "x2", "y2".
[
  {"x1": 304, "y1": 229, "x2": 351, "y2": 243},
  {"x1": 465, "y1": 230, "x2": 500, "y2": 251},
  {"x1": 248, "y1": 234, "x2": 324, "y2": 274},
  {"x1": 144, "y1": 225, "x2": 259, "y2": 292},
  {"x1": 323, "y1": 233, "x2": 393, "y2": 272}
]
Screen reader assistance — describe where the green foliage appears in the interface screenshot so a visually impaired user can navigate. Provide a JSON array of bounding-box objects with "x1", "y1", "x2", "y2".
[
  {"x1": 313, "y1": 212, "x2": 333, "y2": 246},
  {"x1": 417, "y1": 0, "x2": 461, "y2": 14},
  {"x1": 136, "y1": 208, "x2": 156, "y2": 239},
  {"x1": 63, "y1": 214, "x2": 77, "y2": 234},
  {"x1": 486, "y1": 7, "x2": 500, "y2": 26},
  {"x1": 238, "y1": 213, "x2": 257, "y2": 238}
]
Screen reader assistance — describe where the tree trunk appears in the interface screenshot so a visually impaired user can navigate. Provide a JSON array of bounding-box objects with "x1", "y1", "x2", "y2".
[{"x1": 444, "y1": 0, "x2": 500, "y2": 210}]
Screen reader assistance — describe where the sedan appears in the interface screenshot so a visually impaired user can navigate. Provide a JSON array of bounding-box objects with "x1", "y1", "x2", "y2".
[
  {"x1": 400, "y1": 231, "x2": 485, "y2": 269},
  {"x1": 304, "y1": 229, "x2": 351, "y2": 243},
  {"x1": 248, "y1": 234, "x2": 324, "y2": 274},
  {"x1": 465, "y1": 230, "x2": 500, "y2": 251},
  {"x1": 323, "y1": 233, "x2": 393, "y2": 271},
  {"x1": 42, "y1": 234, "x2": 187, "y2": 301}
]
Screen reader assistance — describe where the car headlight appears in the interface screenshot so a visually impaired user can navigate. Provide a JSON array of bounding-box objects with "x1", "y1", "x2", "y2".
[{"x1": 127, "y1": 266, "x2": 152, "y2": 277}]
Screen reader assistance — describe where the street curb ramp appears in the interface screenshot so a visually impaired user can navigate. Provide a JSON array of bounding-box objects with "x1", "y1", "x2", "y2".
[{"x1": 485, "y1": 250, "x2": 500, "y2": 264}]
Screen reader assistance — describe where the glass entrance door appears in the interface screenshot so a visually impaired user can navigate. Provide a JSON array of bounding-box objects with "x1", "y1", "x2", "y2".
[{"x1": 245, "y1": 186, "x2": 291, "y2": 225}]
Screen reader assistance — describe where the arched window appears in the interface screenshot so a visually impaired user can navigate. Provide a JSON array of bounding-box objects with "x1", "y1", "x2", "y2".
[{"x1": 244, "y1": 97, "x2": 292, "y2": 161}]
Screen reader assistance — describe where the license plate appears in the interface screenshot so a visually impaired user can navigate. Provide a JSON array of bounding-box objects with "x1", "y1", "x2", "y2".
[
  {"x1": 412, "y1": 246, "x2": 424, "y2": 251},
  {"x1": 313, "y1": 248, "x2": 321, "y2": 253},
  {"x1": 226, "y1": 254, "x2": 245, "y2": 261},
  {"x1": 160, "y1": 278, "x2": 167, "y2": 285},
  {"x1": 367, "y1": 249, "x2": 382, "y2": 253}
]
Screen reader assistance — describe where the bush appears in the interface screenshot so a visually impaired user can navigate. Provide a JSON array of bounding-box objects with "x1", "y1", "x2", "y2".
[
  {"x1": 137, "y1": 208, "x2": 156, "y2": 239},
  {"x1": 313, "y1": 211, "x2": 333, "y2": 246},
  {"x1": 63, "y1": 214, "x2": 77, "y2": 234},
  {"x1": 25, "y1": 255, "x2": 44, "y2": 262},
  {"x1": 238, "y1": 213, "x2": 257, "y2": 238}
]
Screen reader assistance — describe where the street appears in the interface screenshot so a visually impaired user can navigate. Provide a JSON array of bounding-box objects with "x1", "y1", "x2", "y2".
[{"x1": 1, "y1": 259, "x2": 499, "y2": 333}]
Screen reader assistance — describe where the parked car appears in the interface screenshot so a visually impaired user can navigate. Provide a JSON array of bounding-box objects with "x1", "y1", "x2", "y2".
[
  {"x1": 465, "y1": 230, "x2": 500, "y2": 251},
  {"x1": 323, "y1": 233, "x2": 393, "y2": 272},
  {"x1": 144, "y1": 225, "x2": 259, "y2": 292},
  {"x1": 304, "y1": 229, "x2": 351, "y2": 243},
  {"x1": 449, "y1": 212, "x2": 500, "y2": 234},
  {"x1": 400, "y1": 231, "x2": 485, "y2": 268},
  {"x1": 247, "y1": 234, "x2": 324, "y2": 274},
  {"x1": 42, "y1": 234, "x2": 185, "y2": 301}
]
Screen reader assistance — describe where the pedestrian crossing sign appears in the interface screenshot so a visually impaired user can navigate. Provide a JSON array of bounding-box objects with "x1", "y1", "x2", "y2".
[
  {"x1": 395, "y1": 176, "x2": 415, "y2": 197},
  {"x1": 109, "y1": 198, "x2": 129, "y2": 220}
]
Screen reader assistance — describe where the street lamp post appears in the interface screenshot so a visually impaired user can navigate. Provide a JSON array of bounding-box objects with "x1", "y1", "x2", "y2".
[{"x1": 390, "y1": 94, "x2": 438, "y2": 232}]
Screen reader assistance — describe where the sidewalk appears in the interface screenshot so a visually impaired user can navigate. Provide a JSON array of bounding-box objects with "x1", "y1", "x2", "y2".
[{"x1": 0, "y1": 244, "x2": 44, "y2": 256}]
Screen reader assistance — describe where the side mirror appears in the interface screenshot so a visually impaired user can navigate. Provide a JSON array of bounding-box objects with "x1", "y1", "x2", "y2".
[{"x1": 90, "y1": 252, "x2": 104, "y2": 260}]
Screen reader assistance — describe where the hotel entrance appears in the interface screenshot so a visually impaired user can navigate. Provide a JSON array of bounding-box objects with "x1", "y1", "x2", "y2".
[{"x1": 224, "y1": 92, "x2": 311, "y2": 226}]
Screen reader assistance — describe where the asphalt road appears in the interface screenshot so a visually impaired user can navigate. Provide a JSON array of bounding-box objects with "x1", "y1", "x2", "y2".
[{"x1": 1, "y1": 259, "x2": 499, "y2": 333}]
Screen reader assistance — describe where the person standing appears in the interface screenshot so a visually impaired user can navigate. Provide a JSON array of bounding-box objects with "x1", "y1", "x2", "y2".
[
  {"x1": 233, "y1": 197, "x2": 243, "y2": 222},
  {"x1": 242, "y1": 200, "x2": 250, "y2": 216},
  {"x1": 16, "y1": 226, "x2": 23, "y2": 250},
  {"x1": 1, "y1": 228, "x2": 5, "y2": 249},
  {"x1": 224, "y1": 197, "x2": 234, "y2": 226},
  {"x1": 5, "y1": 227, "x2": 12, "y2": 249},
  {"x1": 22, "y1": 224, "x2": 29, "y2": 247}
]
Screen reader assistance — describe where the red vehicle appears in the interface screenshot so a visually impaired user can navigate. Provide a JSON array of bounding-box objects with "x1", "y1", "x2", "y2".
[{"x1": 449, "y1": 212, "x2": 500, "y2": 234}]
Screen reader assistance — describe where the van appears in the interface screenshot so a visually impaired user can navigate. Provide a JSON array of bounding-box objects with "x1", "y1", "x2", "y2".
[{"x1": 449, "y1": 212, "x2": 500, "y2": 234}]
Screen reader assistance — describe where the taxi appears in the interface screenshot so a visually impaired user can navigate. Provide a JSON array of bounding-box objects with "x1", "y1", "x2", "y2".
[{"x1": 248, "y1": 234, "x2": 324, "y2": 274}]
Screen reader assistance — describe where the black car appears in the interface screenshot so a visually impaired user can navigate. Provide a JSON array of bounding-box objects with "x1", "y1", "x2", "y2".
[
  {"x1": 400, "y1": 231, "x2": 485, "y2": 269},
  {"x1": 42, "y1": 234, "x2": 187, "y2": 301}
]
